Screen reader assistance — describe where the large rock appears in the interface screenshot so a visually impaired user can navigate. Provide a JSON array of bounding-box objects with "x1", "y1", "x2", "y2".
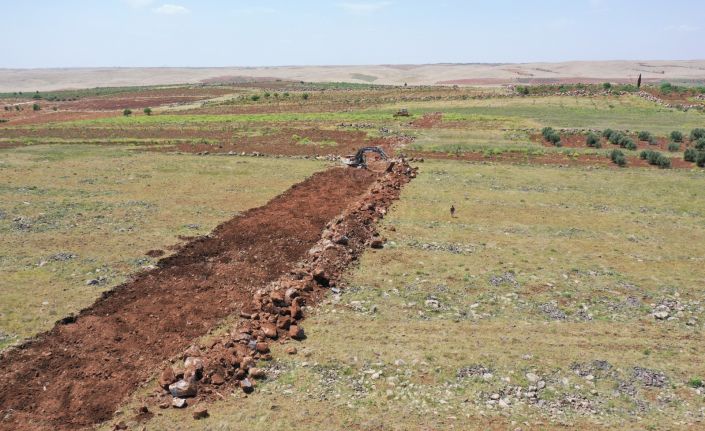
[
  {"x1": 261, "y1": 322, "x2": 278, "y2": 338},
  {"x1": 169, "y1": 378, "x2": 198, "y2": 398}
]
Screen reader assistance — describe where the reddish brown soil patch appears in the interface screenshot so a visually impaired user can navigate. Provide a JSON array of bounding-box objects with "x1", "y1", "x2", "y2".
[
  {"x1": 0, "y1": 167, "x2": 377, "y2": 431},
  {"x1": 410, "y1": 112, "x2": 443, "y2": 128},
  {"x1": 409, "y1": 150, "x2": 693, "y2": 169},
  {"x1": 0, "y1": 110, "x2": 118, "y2": 127}
]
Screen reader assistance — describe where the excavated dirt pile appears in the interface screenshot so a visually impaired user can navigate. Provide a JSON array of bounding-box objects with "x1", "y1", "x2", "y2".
[
  {"x1": 0, "y1": 162, "x2": 416, "y2": 431},
  {"x1": 145, "y1": 160, "x2": 416, "y2": 415}
]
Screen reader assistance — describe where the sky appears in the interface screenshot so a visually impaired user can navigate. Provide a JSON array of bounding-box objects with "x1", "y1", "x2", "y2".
[{"x1": 2, "y1": 0, "x2": 704, "y2": 68}]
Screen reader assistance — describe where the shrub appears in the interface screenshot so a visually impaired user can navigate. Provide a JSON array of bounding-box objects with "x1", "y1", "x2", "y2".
[
  {"x1": 608, "y1": 131, "x2": 623, "y2": 145},
  {"x1": 684, "y1": 148, "x2": 698, "y2": 162},
  {"x1": 143, "y1": 107, "x2": 152, "y2": 116},
  {"x1": 123, "y1": 109, "x2": 132, "y2": 117},
  {"x1": 602, "y1": 82, "x2": 612, "y2": 90},
  {"x1": 547, "y1": 132, "x2": 561, "y2": 146},
  {"x1": 667, "y1": 142, "x2": 680, "y2": 152},
  {"x1": 302, "y1": 93, "x2": 310, "y2": 100},
  {"x1": 656, "y1": 155, "x2": 671, "y2": 168},
  {"x1": 670, "y1": 131, "x2": 684, "y2": 142},
  {"x1": 263, "y1": 92, "x2": 271, "y2": 98},
  {"x1": 691, "y1": 128, "x2": 705, "y2": 141},
  {"x1": 541, "y1": 127, "x2": 555, "y2": 139},
  {"x1": 516, "y1": 86, "x2": 530, "y2": 95},
  {"x1": 694, "y1": 138, "x2": 705, "y2": 150},
  {"x1": 32, "y1": 103, "x2": 40, "y2": 111},
  {"x1": 610, "y1": 149, "x2": 626, "y2": 166},
  {"x1": 641, "y1": 150, "x2": 671, "y2": 168},
  {"x1": 618, "y1": 135, "x2": 636, "y2": 150},
  {"x1": 250, "y1": 95, "x2": 260, "y2": 101},
  {"x1": 586, "y1": 133, "x2": 601, "y2": 148},
  {"x1": 602, "y1": 128, "x2": 614, "y2": 138},
  {"x1": 637, "y1": 131, "x2": 652, "y2": 141},
  {"x1": 697, "y1": 152, "x2": 705, "y2": 168}
]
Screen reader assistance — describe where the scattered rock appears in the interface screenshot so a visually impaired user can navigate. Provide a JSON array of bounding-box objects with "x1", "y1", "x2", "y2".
[
  {"x1": 261, "y1": 322, "x2": 278, "y2": 338},
  {"x1": 240, "y1": 378, "x2": 254, "y2": 393},
  {"x1": 171, "y1": 398, "x2": 187, "y2": 408},
  {"x1": 158, "y1": 367, "x2": 176, "y2": 389},
  {"x1": 288, "y1": 325, "x2": 304, "y2": 340},
  {"x1": 285, "y1": 346, "x2": 298, "y2": 355},
  {"x1": 526, "y1": 373, "x2": 540, "y2": 384},
  {"x1": 210, "y1": 373, "x2": 225, "y2": 386},
  {"x1": 192, "y1": 406, "x2": 209, "y2": 420},
  {"x1": 249, "y1": 368, "x2": 266, "y2": 379}
]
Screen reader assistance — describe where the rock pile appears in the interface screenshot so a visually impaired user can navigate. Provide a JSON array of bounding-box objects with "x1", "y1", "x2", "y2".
[{"x1": 151, "y1": 160, "x2": 417, "y2": 414}]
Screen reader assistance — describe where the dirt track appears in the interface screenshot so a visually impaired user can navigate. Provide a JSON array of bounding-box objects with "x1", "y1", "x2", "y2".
[{"x1": 0, "y1": 167, "x2": 376, "y2": 431}]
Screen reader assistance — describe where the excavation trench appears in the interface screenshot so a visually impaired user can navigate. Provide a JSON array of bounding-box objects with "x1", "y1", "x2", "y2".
[{"x1": 0, "y1": 166, "x2": 396, "y2": 431}]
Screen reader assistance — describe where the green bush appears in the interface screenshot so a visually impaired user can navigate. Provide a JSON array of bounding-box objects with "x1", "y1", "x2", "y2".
[
  {"x1": 302, "y1": 93, "x2": 310, "y2": 100},
  {"x1": 641, "y1": 150, "x2": 671, "y2": 168},
  {"x1": 667, "y1": 142, "x2": 680, "y2": 152},
  {"x1": 694, "y1": 138, "x2": 705, "y2": 150},
  {"x1": 586, "y1": 133, "x2": 601, "y2": 148},
  {"x1": 691, "y1": 128, "x2": 705, "y2": 141},
  {"x1": 601, "y1": 128, "x2": 614, "y2": 139},
  {"x1": 602, "y1": 82, "x2": 612, "y2": 90},
  {"x1": 32, "y1": 103, "x2": 40, "y2": 111},
  {"x1": 516, "y1": 86, "x2": 530, "y2": 95},
  {"x1": 684, "y1": 148, "x2": 698, "y2": 162},
  {"x1": 541, "y1": 127, "x2": 555, "y2": 139},
  {"x1": 618, "y1": 135, "x2": 636, "y2": 150},
  {"x1": 610, "y1": 149, "x2": 626, "y2": 166},
  {"x1": 250, "y1": 95, "x2": 261, "y2": 101},
  {"x1": 143, "y1": 107, "x2": 152, "y2": 116},
  {"x1": 637, "y1": 131, "x2": 652, "y2": 141},
  {"x1": 670, "y1": 131, "x2": 684, "y2": 142},
  {"x1": 608, "y1": 131, "x2": 621, "y2": 145},
  {"x1": 123, "y1": 109, "x2": 132, "y2": 117},
  {"x1": 697, "y1": 152, "x2": 705, "y2": 168}
]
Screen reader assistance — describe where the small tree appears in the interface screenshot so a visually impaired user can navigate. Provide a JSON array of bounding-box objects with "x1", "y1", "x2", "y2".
[
  {"x1": 123, "y1": 109, "x2": 132, "y2": 117},
  {"x1": 695, "y1": 138, "x2": 705, "y2": 151},
  {"x1": 143, "y1": 107, "x2": 152, "y2": 116},
  {"x1": 32, "y1": 103, "x2": 40, "y2": 111},
  {"x1": 302, "y1": 93, "x2": 310, "y2": 100},
  {"x1": 250, "y1": 94, "x2": 260, "y2": 101},
  {"x1": 697, "y1": 152, "x2": 705, "y2": 168},
  {"x1": 667, "y1": 142, "x2": 680, "y2": 152},
  {"x1": 603, "y1": 82, "x2": 612, "y2": 90},
  {"x1": 670, "y1": 131, "x2": 684, "y2": 142},
  {"x1": 637, "y1": 131, "x2": 652, "y2": 142},
  {"x1": 586, "y1": 133, "x2": 601, "y2": 148},
  {"x1": 684, "y1": 148, "x2": 698, "y2": 162},
  {"x1": 690, "y1": 128, "x2": 705, "y2": 141},
  {"x1": 610, "y1": 149, "x2": 626, "y2": 166}
]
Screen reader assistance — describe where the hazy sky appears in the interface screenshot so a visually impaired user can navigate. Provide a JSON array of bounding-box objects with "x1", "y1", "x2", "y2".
[{"x1": 3, "y1": 0, "x2": 704, "y2": 68}]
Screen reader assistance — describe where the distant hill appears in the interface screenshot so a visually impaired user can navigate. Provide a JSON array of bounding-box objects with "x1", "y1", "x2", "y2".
[{"x1": 2, "y1": 60, "x2": 705, "y2": 92}]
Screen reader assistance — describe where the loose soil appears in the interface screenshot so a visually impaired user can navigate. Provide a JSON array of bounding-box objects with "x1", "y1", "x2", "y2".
[{"x1": 0, "y1": 167, "x2": 377, "y2": 431}]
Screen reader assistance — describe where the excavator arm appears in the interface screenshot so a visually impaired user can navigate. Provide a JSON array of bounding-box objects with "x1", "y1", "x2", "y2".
[{"x1": 344, "y1": 146, "x2": 389, "y2": 168}]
